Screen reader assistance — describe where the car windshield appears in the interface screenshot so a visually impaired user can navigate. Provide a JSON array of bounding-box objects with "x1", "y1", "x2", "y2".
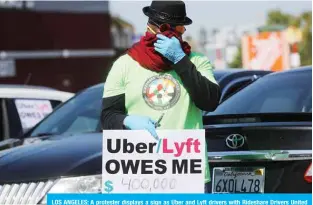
[
  {"x1": 210, "y1": 70, "x2": 312, "y2": 115},
  {"x1": 29, "y1": 84, "x2": 104, "y2": 137}
]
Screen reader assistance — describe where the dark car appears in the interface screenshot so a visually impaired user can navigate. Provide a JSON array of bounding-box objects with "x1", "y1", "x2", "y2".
[
  {"x1": 204, "y1": 67, "x2": 312, "y2": 193},
  {"x1": 0, "y1": 67, "x2": 310, "y2": 203}
]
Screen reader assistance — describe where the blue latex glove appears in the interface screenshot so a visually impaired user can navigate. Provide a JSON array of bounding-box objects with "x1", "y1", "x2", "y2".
[
  {"x1": 123, "y1": 115, "x2": 159, "y2": 140},
  {"x1": 154, "y1": 34, "x2": 186, "y2": 64}
]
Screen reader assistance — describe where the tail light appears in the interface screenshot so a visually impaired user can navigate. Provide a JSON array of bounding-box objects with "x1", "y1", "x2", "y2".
[{"x1": 304, "y1": 163, "x2": 312, "y2": 183}]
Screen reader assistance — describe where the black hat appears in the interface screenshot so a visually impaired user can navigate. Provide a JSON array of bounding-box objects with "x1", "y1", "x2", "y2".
[{"x1": 143, "y1": 0, "x2": 192, "y2": 26}]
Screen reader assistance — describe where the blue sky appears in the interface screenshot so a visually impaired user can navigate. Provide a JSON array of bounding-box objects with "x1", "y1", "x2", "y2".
[{"x1": 109, "y1": 1, "x2": 312, "y2": 39}]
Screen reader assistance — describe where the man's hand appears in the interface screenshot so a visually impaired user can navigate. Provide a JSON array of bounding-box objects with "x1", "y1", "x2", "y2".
[
  {"x1": 123, "y1": 115, "x2": 159, "y2": 140},
  {"x1": 154, "y1": 34, "x2": 186, "y2": 64}
]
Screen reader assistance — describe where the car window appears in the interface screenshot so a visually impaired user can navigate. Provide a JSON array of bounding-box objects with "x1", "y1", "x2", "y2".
[
  {"x1": 29, "y1": 85, "x2": 103, "y2": 137},
  {"x1": 5, "y1": 99, "x2": 63, "y2": 138},
  {"x1": 5, "y1": 99, "x2": 23, "y2": 138},
  {"x1": 50, "y1": 100, "x2": 63, "y2": 109},
  {"x1": 221, "y1": 79, "x2": 252, "y2": 102},
  {"x1": 211, "y1": 71, "x2": 312, "y2": 115}
]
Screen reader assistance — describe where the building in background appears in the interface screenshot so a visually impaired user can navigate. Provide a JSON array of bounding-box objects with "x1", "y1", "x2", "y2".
[
  {"x1": 202, "y1": 24, "x2": 259, "y2": 69},
  {"x1": 185, "y1": 36, "x2": 199, "y2": 52},
  {"x1": 285, "y1": 26, "x2": 303, "y2": 68},
  {"x1": 0, "y1": 1, "x2": 116, "y2": 92},
  {"x1": 111, "y1": 16, "x2": 134, "y2": 49}
]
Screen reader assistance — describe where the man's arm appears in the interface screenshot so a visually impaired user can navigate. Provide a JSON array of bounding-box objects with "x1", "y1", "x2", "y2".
[
  {"x1": 154, "y1": 35, "x2": 221, "y2": 112},
  {"x1": 101, "y1": 56, "x2": 128, "y2": 130},
  {"x1": 171, "y1": 54, "x2": 221, "y2": 112}
]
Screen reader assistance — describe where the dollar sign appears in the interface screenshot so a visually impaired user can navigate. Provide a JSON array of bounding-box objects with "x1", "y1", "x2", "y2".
[{"x1": 104, "y1": 180, "x2": 113, "y2": 193}]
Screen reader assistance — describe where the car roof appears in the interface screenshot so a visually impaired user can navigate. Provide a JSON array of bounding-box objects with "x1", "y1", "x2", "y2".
[
  {"x1": 0, "y1": 84, "x2": 56, "y2": 90},
  {"x1": 215, "y1": 68, "x2": 271, "y2": 74},
  {"x1": 266, "y1": 66, "x2": 312, "y2": 77},
  {"x1": 257, "y1": 66, "x2": 312, "y2": 82},
  {"x1": 214, "y1": 69, "x2": 271, "y2": 80},
  {"x1": 214, "y1": 68, "x2": 270, "y2": 74},
  {"x1": 0, "y1": 84, "x2": 74, "y2": 101}
]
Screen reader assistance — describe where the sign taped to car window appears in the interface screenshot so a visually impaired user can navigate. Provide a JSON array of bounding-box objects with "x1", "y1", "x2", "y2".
[
  {"x1": 15, "y1": 99, "x2": 53, "y2": 130},
  {"x1": 102, "y1": 130, "x2": 205, "y2": 193}
]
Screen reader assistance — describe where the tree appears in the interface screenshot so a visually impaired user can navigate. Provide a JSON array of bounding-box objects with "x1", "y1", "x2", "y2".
[{"x1": 266, "y1": 10, "x2": 294, "y2": 26}]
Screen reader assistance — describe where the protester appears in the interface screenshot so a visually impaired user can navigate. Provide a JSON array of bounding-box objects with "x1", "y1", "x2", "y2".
[{"x1": 101, "y1": 0, "x2": 221, "y2": 193}]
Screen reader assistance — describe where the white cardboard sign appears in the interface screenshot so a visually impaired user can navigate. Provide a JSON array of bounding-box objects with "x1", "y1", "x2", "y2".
[
  {"x1": 102, "y1": 130, "x2": 206, "y2": 193},
  {"x1": 15, "y1": 99, "x2": 53, "y2": 130}
]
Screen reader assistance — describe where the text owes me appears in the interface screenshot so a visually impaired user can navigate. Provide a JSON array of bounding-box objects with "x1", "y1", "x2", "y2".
[{"x1": 104, "y1": 159, "x2": 202, "y2": 175}]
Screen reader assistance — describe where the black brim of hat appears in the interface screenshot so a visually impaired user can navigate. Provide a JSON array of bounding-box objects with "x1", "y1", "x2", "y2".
[{"x1": 143, "y1": 6, "x2": 192, "y2": 26}]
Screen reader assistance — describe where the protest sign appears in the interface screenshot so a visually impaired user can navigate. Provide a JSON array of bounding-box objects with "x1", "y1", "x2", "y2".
[
  {"x1": 102, "y1": 130, "x2": 205, "y2": 194},
  {"x1": 15, "y1": 99, "x2": 53, "y2": 129}
]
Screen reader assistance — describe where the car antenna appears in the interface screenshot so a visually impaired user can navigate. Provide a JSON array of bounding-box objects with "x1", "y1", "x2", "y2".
[{"x1": 24, "y1": 73, "x2": 32, "y2": 85}]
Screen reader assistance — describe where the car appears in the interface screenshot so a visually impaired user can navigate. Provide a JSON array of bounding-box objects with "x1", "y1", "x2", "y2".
[
  {"x1": 0, "y1": 84, "x2": 74, "y2": 143},
  {"x1": 0, "y1": 67, "x2": 310, "y2": 203},
  {"x1": 203, "y1": 66, "x2": 312, "y2": 193}
]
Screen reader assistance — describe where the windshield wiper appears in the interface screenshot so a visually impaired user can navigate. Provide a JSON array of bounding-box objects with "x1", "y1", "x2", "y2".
[
  {"x1": 81, "y1": 130, "x2": 102, "y2": 134},
  {"x1": 31, "y1": 132, "x2": 59, "y2": 137}
]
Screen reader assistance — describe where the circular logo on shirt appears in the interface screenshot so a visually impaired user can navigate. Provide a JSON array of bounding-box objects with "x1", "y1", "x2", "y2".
[{"x1": 142, "y1": 74, "x2": 181, "y2": 110}]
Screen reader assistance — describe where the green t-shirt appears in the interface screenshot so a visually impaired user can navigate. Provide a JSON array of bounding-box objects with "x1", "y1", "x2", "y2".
[{"x1": 103, "y1": 52, "x2": 218, "y2": 184}]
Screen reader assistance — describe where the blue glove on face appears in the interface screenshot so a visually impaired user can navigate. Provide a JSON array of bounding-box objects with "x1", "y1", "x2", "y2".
[
  {"x1": 123, "y1": 115, "x2": 159, "y2": 140},
  {"x1": 154, "y1": 34, "x2": 186, "y2": 64}
]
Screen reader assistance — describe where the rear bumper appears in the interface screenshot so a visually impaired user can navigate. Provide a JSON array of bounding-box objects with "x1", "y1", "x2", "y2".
[{"x1": 207, "y1": 160, "x2": 312, "y2": 193}]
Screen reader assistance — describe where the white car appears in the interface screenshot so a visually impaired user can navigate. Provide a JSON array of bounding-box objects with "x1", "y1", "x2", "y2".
[{"x1": 0, "y1": 84, "x2": 74, "y2": 142}]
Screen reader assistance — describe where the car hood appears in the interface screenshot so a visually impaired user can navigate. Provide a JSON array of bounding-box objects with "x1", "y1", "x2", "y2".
[{"x1": 0, "y1": 133, "x2": 102, "y2": 183}]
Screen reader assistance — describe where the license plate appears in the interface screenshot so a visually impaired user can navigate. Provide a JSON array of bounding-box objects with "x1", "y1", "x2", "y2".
[{"x1": 212, "y1": 167, "x2": 265, "y2": 193}]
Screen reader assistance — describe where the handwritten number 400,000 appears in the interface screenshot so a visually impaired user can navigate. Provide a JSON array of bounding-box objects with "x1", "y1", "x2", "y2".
[{"x1": 121, "y1": 178, "x2": 176, "y2": 191}]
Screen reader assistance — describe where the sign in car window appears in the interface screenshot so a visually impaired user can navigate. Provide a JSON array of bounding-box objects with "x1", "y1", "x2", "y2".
[{"x1": 15, "y1": 99, "x2": 53, "y2": 130}]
